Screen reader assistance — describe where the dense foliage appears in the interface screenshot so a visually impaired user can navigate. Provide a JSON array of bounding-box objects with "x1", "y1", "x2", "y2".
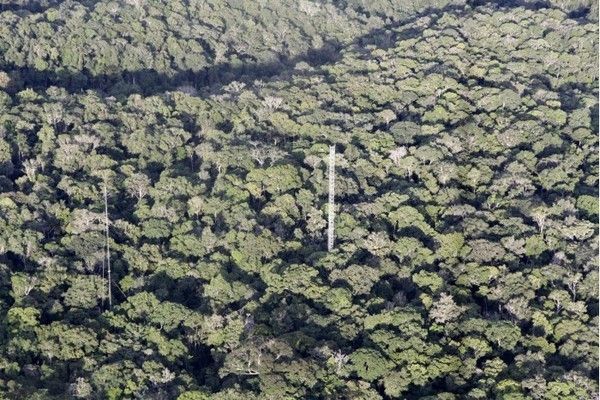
[{"x1": 0, "y1": 0, "x2": 598, "y2": 399}]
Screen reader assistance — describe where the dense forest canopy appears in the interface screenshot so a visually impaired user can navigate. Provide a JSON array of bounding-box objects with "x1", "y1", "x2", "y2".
[{"x1": 0, "y1": 0, "x2": 598, "y2": 399}]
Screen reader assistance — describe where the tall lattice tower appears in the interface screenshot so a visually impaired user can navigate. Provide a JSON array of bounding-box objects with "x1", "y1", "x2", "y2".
[{"x1": 327, "y1": 145, "x2": 336, "y2": 251}]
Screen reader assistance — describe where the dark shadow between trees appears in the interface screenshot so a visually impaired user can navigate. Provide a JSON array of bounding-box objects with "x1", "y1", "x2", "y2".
[{"x1": 2, "y1": 40, "x2": 344, "y2": 98}]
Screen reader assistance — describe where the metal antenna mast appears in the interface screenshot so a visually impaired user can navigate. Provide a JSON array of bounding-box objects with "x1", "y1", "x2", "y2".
[
  {"x1": 103, "y1": 183, "x2": 112, "y2": 308},
  {"x1": 327, "y1": 145, "x2": 336, "y2": 251}
]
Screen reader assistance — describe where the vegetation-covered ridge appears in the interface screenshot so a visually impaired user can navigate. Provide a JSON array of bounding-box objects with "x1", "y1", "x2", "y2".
[
  {"x1": 0, "y1": 0, "x2": 470, "y2": 95},
  {"x1": 0, "y1": 0, "x2": 598, "y2": 399},
  {"x1": 0, "y1": 0, "x2": 596, "y2": 95}
]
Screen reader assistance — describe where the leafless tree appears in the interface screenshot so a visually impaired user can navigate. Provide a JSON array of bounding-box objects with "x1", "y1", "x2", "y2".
[
  {"x1": 332, "y1": 350, "x2": 348, "y2": 374},
  {"x1": 262, "y1": 96, "x2": 283, "y2": 111},
  {"x1": 389, "y1": 146, "x2": 407, "y2": 166},
  {"x1": 125, "y1": 173, "x2": 151, "y2": 202},
  {"x1": 531, "y1": 207, "x2": 549, "y2": 236},
  {"x1": 22, "y1": 158, "x2": 41, "y2": 182}
]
